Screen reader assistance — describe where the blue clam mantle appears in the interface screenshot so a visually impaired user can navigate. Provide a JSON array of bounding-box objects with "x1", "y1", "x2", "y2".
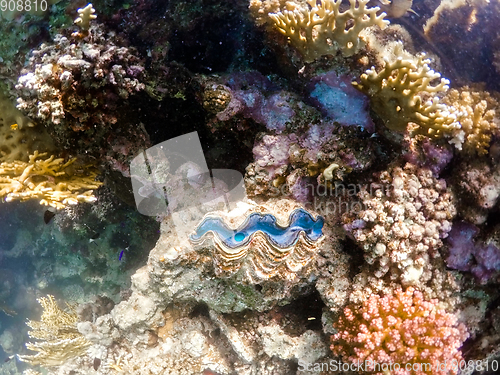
[{"x1": 189, "y1": 208, "x2": 324, "y2": 249}]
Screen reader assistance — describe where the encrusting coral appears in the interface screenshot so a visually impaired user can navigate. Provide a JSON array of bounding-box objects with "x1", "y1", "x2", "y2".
[
  {"x1": 353, "y1": 44, "x2": 460, "y2": 137},
  {"x1": 442, "y1": 85, "x2": 500, "y2": 155},
  {"x1": 268, "y1": 0, "x2": 389, "y2": 62},
  {"x1": 18, "y1": 295, "x2": 91, "y2": 367},
  {"x1": 331, "y1": 287, "x2": 468, "y2": 375},
  {"x1": 0, "y1": 151, "x2": 102, "y2": 209}
]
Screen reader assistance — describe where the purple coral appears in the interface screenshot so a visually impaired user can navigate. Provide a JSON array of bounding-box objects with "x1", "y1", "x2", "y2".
[
  {"x1": 446, "y1": 221, "x2": 500, "y2": 283},
  {"x1": 307, "y1": 71, "x2": 374, "y2": 132},
  {"x1": 404, "y1": 137, "x2": 454, "y2": 176}
]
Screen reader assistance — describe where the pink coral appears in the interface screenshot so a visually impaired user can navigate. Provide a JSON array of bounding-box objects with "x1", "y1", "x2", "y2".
[{"x1": 331, "y1": 288, "x2": 468, "y2": 375}]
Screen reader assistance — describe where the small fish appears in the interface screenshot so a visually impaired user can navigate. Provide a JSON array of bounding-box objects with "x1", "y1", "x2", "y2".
[
  {"x1": 44, "y1": 210, "x2": 56, "y2": 224},
  {"x1": 0, "y1": 302, "x2": 17, "y2": 317},
  {"x1": 119, "y1": 250, "x2": 125, "y2": 261},
  {"x1": 10, "y1": 123, "x2": 18, "y2": 130},
  {"x1": 4, "y1": 355, "x2": 15, "y2": 363},
  {"x1": 89, "y1": 232, "x2": 100, "y2": 246},
  {"x1": 93, "y1": 357, "x2": 101, "y2": 370}
]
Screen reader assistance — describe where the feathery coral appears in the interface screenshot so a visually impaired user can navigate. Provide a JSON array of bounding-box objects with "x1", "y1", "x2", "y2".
[
  {"x1": 0, "y1": 151, "x2": 102, "y2": 209},
  {"x1": 353, "y1": 45, "x2": 460, "y2": 137},
  {"x1": 331, "y1": 287, "x2": 468, "y2": 375},
  {"x1": 18, "y1": 295, "x2": 91, "y2": 367},
  {"x1": 269, "y1": 0, "x2": 389, "y2": 62}
]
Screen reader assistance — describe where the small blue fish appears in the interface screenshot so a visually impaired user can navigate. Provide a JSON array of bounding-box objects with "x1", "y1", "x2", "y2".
[{"x1": 119, "y1": 250, "x2": 125, "y2": 261}]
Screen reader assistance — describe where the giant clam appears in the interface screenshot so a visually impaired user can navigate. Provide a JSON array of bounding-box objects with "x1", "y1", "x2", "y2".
[{"x1": 188, "y1": 199, "x2": 325, "y2": 283}]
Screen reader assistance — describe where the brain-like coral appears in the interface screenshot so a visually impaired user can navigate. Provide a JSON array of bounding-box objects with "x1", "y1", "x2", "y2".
[
  {"x1": 344, "y1": 163, "x2": 456, "y2": 286},
  {"x1": 331, "y1": 287, "x2": 468, "y2": 375}
]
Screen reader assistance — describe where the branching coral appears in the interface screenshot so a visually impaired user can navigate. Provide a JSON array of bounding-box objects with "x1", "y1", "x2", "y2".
[
  {"x1": 268, "y1": 0, "x2": 389, "y2": 62},
  {"x1": 0, "y1": 151, "x2": 102, "y2": 209},
  {"x1": 353, "y1": 45, "x2": 460, "y2": 137},
  {"x1": 344, "y1": 163, "x2": 456, "y2": 286},
  {"x1": 18, "y1": 295, "x2": 91, "y2": 367},
  {"x1": 74, "y1": 4, "x2": 97, "y2": 32},
  {"x1": 442, "y1": 85, "x2": 500, "y2": 155},
  {"x1": 331, "y1": 287, "x2": 468, "y2": 375}
]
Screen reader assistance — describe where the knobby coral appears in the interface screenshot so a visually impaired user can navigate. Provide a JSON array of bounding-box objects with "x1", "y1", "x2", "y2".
[
  {"x1": 331, "y1": 287, "x2": 468, "y2": 375},
  {"x1": 18, "y1": 295, "x2": 91, "y2": 367},
  {"x1": 353, "y1": 45, "x2": 460, "y2": 137},
  {"x1": 0, "y1": 151, "x2": 102, "y2": 209},
  {"x1": 269, "y1": 0, "x2": 389, "y2": 62},
  {"x1": 345, "y1": 163, "x2": 455, "y2": 286}
]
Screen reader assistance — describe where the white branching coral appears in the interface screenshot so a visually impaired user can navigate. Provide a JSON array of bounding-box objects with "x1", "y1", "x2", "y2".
[
  {"x1": 442, "y1": 85, "x2": 500, "y2": 155},
  {"x1": 74, "y1": 3, "x2": 97, "y2": 31},
  {"x1": 353, "y1": 45, "x2": 460, "y2": 137},
  {"x1": 346, "y1": 163, "x2": 456, "y2": 286},
  {"x1": 269, "y1": 0, "x2": 389, "y2": 62},
  {"x1": 18, "y1": 295, "x2": 91, "y2": 367}
]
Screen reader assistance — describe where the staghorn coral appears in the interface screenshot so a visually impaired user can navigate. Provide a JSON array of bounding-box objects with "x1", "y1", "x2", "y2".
[
  {"x1": 249, "y1": 0, "x2": 295, "y2": 27},
  {"x1": 331, "y1": 287, "x2": 468, "y2": 375},
  {"x1": 18, "y1": 295, "x2": 91, "y2": 367},
  {"x1": 268, "y1": 0, "x2": 389, "y2": 62},
  {"x1": 344, "y1": 163, "x2": 456, "y2": 286},
  {"x1": 353, "y1": 44, "x2": 460, "y2": 137},
  {"x1": 442, "y1": 85, "x2": 500, "y2": 155},
  {"x1": 0, "y1": 151, "x2": 102, "y2": 209},
  {"x1": 74, "y1": 3, "x2": 97, "y2": 32}
]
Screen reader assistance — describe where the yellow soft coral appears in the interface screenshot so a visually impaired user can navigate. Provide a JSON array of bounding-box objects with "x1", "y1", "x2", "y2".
[
  {"x1": 0, "y1": 151, "x2": 102, "y2": 209},
  {"x1": 269, "y1": 0, "x2": 389, "y2": 62},
  {"x1": 443, "y1": 85, "x2": 500, "y2": 155},
  {"x1": 353, "y1": 45, "x2": 460, "y2": 137},
  {"x1": 18, "y1": 295, "x2": 91, "y2": 367}
]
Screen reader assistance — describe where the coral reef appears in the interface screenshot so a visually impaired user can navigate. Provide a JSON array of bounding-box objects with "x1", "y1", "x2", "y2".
[
  {"x1": 442, "y1": 85, "x2": 500, "y2": 155},
  {"x1": 18, "y1": 295, "x2": 90, "y2": 367},
  {"x1": 453, "y1": 157, "x2": 500, "y2": 224},
  {"x1": 15, "y1": 26, "x2": 144, "y2": 132},
  {"x1": 331, "y1": 287, "x2": 469, "y2": 375},
  {"x1": 446, "y1": 221, "x2": 500, "y2": 284},
  {"x1": 344, "y1": 163, "x2": 456, "y2": 287},
  {"x1": 3, "y1": 0, "x2": 500, "y2": 373},
  {"x1": 245, "y1": 123, "x2": 374, "y2": 201},
  {"x1": 0, "y1": 151, "x2": 101, "y2": 209},
  {"x1": 268, "y1": 0, "x2": 389, "y2": 62},
  {"x1": 353, "y1": 44, "x2": 460, "y2": 137}
]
